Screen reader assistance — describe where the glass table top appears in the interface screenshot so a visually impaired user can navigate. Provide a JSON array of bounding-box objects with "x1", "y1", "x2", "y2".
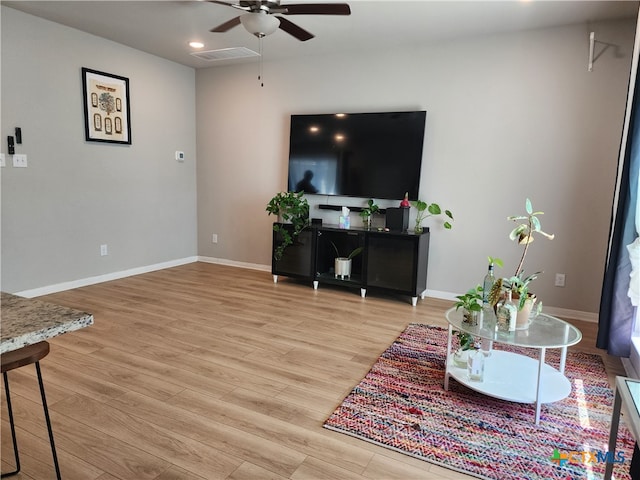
[{"x1": 445, "y1": 307, "x2": 582, "y2": 349}]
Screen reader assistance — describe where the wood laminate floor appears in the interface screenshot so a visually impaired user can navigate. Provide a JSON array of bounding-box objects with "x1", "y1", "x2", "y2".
[{"x1": 0, "y1": 263, "x2": 626, "y2": 479}]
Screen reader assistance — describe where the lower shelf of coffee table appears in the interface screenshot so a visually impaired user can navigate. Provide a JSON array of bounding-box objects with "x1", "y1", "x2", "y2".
[{"x1": 446, "y1": 350, "x2": 571, "y2": 404}]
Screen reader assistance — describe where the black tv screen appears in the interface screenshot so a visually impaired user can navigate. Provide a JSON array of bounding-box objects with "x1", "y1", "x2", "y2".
[{"x1": 287, "y1": 111, "x2": 426, "y2": 200}]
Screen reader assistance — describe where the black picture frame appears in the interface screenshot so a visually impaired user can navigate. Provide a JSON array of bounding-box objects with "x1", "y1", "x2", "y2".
[{"x1": 82, "y1": 67, "x2": 131, "y2": 144}]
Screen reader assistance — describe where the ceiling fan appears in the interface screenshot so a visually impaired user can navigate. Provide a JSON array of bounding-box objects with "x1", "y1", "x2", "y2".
[{"x1": 208, "y1": 1, "x2": 351, "y2": 41}]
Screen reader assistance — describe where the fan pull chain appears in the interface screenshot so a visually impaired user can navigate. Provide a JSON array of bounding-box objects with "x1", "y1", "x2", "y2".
[{"x1": 258, "y1": 37, "x2": 264, "y2": 87}]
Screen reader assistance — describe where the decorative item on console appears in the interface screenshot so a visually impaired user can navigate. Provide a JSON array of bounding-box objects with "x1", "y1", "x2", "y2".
[
  {"x1": 359, "y1": 199, "x2": 379, "y2": 229},
  {"x1": 339, "y1": 206, "x2": 351, "y2": 229},
  {"x1": 330, "y1": 242, "x2": 363, "y2": 280}
]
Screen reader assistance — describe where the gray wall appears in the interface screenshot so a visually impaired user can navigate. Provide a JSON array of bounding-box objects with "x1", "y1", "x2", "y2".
[
  {"x1": 1, "y1": 7, "x2": 198, "y2": 293},
  {"x1": 1, "y1": 5, "x2": 635, "y2": 316},
  {"x1": 196, "y1": 18, "x2": 635, "y2": 315}
]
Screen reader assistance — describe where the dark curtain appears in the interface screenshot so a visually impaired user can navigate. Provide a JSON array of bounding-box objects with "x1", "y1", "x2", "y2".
[{"x1": 597, "y1": 66, "x2": 640, "y2": 357}]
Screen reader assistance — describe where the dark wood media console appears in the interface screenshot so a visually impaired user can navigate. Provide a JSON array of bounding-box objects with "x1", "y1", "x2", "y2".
[{"x1": 271, "y1": 223, "x2": 430, "y2": 306}]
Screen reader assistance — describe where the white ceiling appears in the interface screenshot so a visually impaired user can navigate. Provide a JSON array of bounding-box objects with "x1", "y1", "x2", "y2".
[{"x1": 3, "y1": 0, "x2": 638, "y2": 69}]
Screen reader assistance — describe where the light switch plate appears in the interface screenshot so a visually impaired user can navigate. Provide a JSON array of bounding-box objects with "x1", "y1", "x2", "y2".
[
  {"x1": 175, "y1": 151, "x2": 185, "y2": 162},
  {"x1": 0, "y1": 153, "x2": 5, "y2": 167},
  {"x1": 13, "y1": 154, "x2": 27, "y2": 168}
]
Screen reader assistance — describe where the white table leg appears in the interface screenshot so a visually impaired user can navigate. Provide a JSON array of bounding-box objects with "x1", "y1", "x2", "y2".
[
  {"x1": 444, "y1": 325, "x2": 453, "y2": 391},
  {"x1": 273, "y1": 275, "x2": 278, "y2": 283},
  {"x1": 559, "y1": 324, "x2": 569, "y2": 374},
  {"x1": 535, "y1": 347, "x2": 546, "y2": 425},
  {"x1": 313, "y1": 281, "x2": 318, "y2": 290},
  {"x1": 559, "y1": 346, "x2": 567, "y2": 374},
  {"x1": 411, "y1": 297, "x2": 417, "y2": 307},
  {"x1": 360, "y1": 288, "x2": 366, "y2": 298}
]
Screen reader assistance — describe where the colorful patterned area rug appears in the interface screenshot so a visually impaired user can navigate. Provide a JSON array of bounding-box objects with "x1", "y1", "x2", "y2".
[{"x1": 323, "y1": 324, "x2": 635, "y2": 480}]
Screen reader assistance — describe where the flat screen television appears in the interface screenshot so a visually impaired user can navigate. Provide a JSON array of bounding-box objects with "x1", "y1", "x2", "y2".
[{"x1": 287, "y1": 110, "x2": 426, "y2": 200}]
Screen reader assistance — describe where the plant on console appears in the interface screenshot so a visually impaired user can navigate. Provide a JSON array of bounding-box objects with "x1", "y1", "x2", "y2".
[
  {"x1": 411, "y1": 200, "x2": 454, "y2": 233},
  {"x1": 330, "y1": 241, "x2": 364, "y2": 261},
  {"x1": 266, "y1": 191, "x2": 310, "y2": 261},
  {"x1": 359, "y1": 199, "x2": 380, "y2": 228}
]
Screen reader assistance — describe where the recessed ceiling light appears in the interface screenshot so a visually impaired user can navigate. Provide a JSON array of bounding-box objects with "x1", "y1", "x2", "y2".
[{"x1": 189, "y1": 41, "x2": 205, "y2": 49}]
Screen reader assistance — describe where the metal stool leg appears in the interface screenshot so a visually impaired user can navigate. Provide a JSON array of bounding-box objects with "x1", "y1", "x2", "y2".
[
  {"x1": 1, "y1": 372, "x2": 21, "y2": 478},
  {"x1": 35, "y1": 362, "x2": 61, "y2": 480}
]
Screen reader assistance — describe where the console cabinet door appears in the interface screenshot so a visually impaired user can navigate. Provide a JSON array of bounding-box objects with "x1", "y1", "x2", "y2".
[
  {"x1": 271, "y1": 224, "x2": 315, "y2": 280},
  {"x1": 365, "y1": 232, "x2": 430, "y2": 296},
  {"x1": 315, "y1": 228, "x2": 365, "y2": 286}
]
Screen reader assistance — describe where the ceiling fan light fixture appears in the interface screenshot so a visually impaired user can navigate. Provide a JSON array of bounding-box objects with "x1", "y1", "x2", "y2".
[{"x1": 240, "y1": 12, "x2": 280, "y2": 38}]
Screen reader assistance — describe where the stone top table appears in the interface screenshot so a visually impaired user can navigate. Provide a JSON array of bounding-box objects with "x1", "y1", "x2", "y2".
[{"x1": 1, "y1": 292, "x2": 93, "y2": 354}]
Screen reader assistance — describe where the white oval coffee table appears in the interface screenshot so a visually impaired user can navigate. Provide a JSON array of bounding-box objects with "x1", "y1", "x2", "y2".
[{"x1": 444, "y1": 307, "x2": 582, "y2": 424}]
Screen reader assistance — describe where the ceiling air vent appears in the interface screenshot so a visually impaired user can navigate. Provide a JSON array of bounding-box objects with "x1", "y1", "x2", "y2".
[{"x1": 190, "y1": 47, "x2": 259, "y2": 62}]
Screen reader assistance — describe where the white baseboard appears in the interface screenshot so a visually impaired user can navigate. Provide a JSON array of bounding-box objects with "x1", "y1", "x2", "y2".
[
  {"x1": 425, "y1": 289, "x2": 597, "y2": 323},
  {"x1": 15, "y1": 257, "x2": 199, "y2": 298},
  {"x1": 197, "y1": 256, "x2": 270, "y2": 272},
  {"x1": 13, "y1": 258, "x2": 600, "y2": 323}
]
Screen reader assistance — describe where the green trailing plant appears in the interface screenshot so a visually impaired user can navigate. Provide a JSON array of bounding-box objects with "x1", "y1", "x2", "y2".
[
  {"x1": 330, "y1": 242, "x2": 363, "y2": 260},
  {"x1": 411, "y1": 200, "x2": 453, "y2": 233},
  {"x1": 266, "y1": 191, "x2": 310, "y2": 261},
  {"x1": 454, "y1": 331, "x2": 474, "y2": 351},
  {"x1": 454, "y1": 285, "x2": 483, "y2": 313},
  {"x1": 359, "y1": 199, "x2": 380, "y2": 219}
]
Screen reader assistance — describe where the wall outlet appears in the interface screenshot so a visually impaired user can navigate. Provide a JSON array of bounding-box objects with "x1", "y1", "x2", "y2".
[
  {"x1": 175, "y1": 151, "x2": 185, "y2": 162},
  {"x1": 212, "y1": 234, "x2": 218, "y2": 244},
  {"x1": 100, "y1": 244, "x2": 108, "y2": 256},
  {"x1": 12, "y1": 154, "x2": 27, "y2": 168},
  {"x1": 555, "y1": 273, "x2": 566, "y2": 287}
]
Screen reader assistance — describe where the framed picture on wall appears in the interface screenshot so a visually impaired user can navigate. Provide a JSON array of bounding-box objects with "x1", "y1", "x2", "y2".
[{"x1": 82, "y1": 68, "x2": 131, "y2": 144}]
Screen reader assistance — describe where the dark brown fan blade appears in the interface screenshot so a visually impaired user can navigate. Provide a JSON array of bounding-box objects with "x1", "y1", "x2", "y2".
[
  {"x1": 281, "y1": 3, "x2": 351, "y2": 15},
  {"x1": 277, "y1": 16, "x2": 314, "y2": 41},
  {"x1": 210, "y1": 15, "x2": 242, "y2": 32}
]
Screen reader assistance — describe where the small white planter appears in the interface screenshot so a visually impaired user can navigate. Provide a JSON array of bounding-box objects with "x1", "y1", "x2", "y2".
[{"x1": 334, "y1": 257, "x2": 352, "y2": 279}]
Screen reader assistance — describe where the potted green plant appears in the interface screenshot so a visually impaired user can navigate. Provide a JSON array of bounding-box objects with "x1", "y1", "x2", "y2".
[
  {"x1": 488, "y1": 198, "x2": 554, "y2": 328},
  {"x1": 359, "y1": 199, "x2": 379, "y2": 229},
  {"x1": 508, "y1": 198, "x2": 554, "y2": 278},
  {"x1": 411, "y1": 200, "x2": 454, "y2": 233},
  {"x1": 330, "y1": 242, "x2": 364, "y2": 280},
  {"x1": 454, "y1": 285, "x2": 483, "y2": 325},
  {"x1": 503, "y1": 272, "x2": 539, "y2": 309},
  {"x1": 266, "y1": 191, "x2": 310, "y2": 261}
]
